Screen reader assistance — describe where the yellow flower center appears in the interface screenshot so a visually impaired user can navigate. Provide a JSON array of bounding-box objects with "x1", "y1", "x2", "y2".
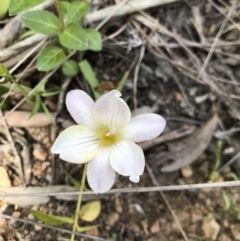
[{"x1": 97, "y1": 126, "x2": 120, "y2": 147}]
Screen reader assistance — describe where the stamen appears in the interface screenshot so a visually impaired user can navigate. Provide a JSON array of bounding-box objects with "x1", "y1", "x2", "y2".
[{"x1": 105, "y1": 127, "x2": 117, "y2": 137}]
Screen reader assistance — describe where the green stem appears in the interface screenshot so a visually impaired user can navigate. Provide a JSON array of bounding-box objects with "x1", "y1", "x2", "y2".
[
  {"x1": 70, "y1": 164, "x2": 87, "y2": 241},
  {"x1": 10, "y1": 77, "x2": 34, "y2": 105},
  {"x1": 55, "y1": 0, "x2": 65, "y2": 32}
]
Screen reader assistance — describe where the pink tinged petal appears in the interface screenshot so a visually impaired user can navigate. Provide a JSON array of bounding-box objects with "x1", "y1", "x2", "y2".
[
  {"x1": 121, "y1": 113, "x2": 166, "y2": 142},
  {"x1": 51, "y1": 125, "x2": 98, "y2": 163},
  {"x1": 92, "y1": 90, "x2": 131, "y2": 128},
  {"x1": 87, "y1": 147, "x2": 116, "y2": 193},
  {"x1": 66, "y1": 90, "x2": 98, "y2": 129},
  {"x1": 110, "y1": 140, "x2": 145, "y2": 183}
]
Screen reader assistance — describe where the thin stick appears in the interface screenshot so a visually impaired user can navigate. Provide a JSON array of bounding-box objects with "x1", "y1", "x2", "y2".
[
  {"x1": 197, "y1": 0, "x2": 237, "y2": 80},
  {"x1": 0, "y1": 214, "x2": 110, "y2": 241},
  {"x1": 1, "y1": 181, "x2": 240, "y2": 198},
  {"x1": 95, "y1": 0, "x2": 129, "y2": 30},
  {"x1": 70, "y1": 164, "x2": 87, "y2": 241},
  {"x1": 85, "y1": 0, "x2": 179, "y2": 24},
  {"x1": 133, "y1": 44, "x2": 145, "y2": 109},
  {"x1": 146, "y1": 164, "x2": 190, "y2": 241}
]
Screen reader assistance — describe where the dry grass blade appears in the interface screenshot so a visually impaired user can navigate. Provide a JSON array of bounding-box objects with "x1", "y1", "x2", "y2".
[
  {"x1": 0, "y1": 214, "x2": 111, "y2": 241},
  {"x1": 146, "y1": 164, "x2": 189, "y2": 241},
  {"x1": 197, "y1": 0, "x2": 237, "y2": 81},
  {"x1": 1, "y1": 181, "x2": 240, "y2": 197},
  {"x1": 161, "y1": 113, "x2": 218, "y2": 172}
]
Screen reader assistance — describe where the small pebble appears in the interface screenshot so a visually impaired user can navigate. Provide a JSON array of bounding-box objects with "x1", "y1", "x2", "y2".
[
  {"x1": 107, "y1": 212, "x2": 119, "y2": 226},
  {"x1": 150, "y1": 221, "x2": 160, "y2": 233},
  {"x1": 33, "y1": 147, "x2": 47, "y2": 161},
  {"x1": 181, "y1": 166, "x2": 193, "y2": 178}
]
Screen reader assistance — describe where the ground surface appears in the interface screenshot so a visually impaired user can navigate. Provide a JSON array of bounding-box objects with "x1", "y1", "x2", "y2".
[{"x1": 1, "y1": 0, "x2": 240, "y2": 240}]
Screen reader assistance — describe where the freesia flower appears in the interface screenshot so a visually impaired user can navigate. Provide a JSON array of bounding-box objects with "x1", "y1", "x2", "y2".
[{"x1": 51, "y1": 90, "x2": 166, "y2": 193}]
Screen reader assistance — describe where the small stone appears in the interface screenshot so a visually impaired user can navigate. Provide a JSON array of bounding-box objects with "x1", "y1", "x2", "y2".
[
  {"x1": 202, "y1": 214, "x2": 220, "y2": 240},
  {"x1": 150, "y1": 221, "x2": 160, "y2": 233},
  {"x1": 219, "y1": 234, "x2": 231, "y2": 241},
  {"x1": 85, "y1": 227, "x2": 99, "y2": 236},
  {"x1": 34, "y1": 225, "x2": 42, "y2": 231},
  {"x1": 12, "y1": 211, "x2": 20, "y2": 218},
  {"x1": 33, "y1": 147, "x2": 47, "y2": 161},
  {"x1": 175, "y1": 92, "x2": 183, "y2": 102},
  {"x1": 107, "y1": 212, "x2": 119, "y2": 226},
  {"x1": 181, "y1": 166, "x2": 193, "y2": 178},
  {"x1": 231, "y1": 224, "x2": 240, "y2": 240},
  {"x1": 115, "y1": 198, "x2": 123, "y2": 213},
  {"x1": 28, "y1": 213, "x2": 35, "y2": 220},
  {"x1": 0, "y1": 166, "x2": 11, "y2": 187}
]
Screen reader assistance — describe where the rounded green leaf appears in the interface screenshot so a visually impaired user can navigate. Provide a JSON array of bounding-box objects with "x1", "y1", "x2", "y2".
[
  {"x1": 79, "y1": 201, "x2": 101, "y2": 222},
  {"x1": 59, "y1": 23, "x2": 89, "y2": 50},
  {"x1": 85, "y1": 28, "x2": 102, "y2": 51},
  {"x1": 22, "y1": 10, "x2": 60, "y2": 36},
  {"x1": 0, "y1": 0, "x2": 10, "y2": 19},
  {"x1": 9, "y1": 0, "x2": 45, "y2": 16},
  {"x1": 62, "y1": 60, "x2": 79, "y2": 77},
  {"x1": 37, "y1": 46, "x2": 66, "y2": 71},
  {"x1": 67, "y1": 1, "x2": 89, "y2": 23}
]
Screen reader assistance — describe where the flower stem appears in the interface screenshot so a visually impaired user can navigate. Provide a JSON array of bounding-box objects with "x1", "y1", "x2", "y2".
[
  {"x1": 55, "y1": 0, "x2": 64, "y2": 32},
  {"x1": 70, "y1": 164, "x2": 87, "y2": 241}
]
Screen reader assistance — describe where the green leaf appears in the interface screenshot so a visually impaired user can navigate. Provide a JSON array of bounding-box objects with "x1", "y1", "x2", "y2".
[
  {"x1": 64, "y1": 170, "x2": 81, "y2": 189},
  {"x1": 0, "y1": 64, "x2": 12, "y2": 83},
  {"x1": 62, "y1": 60, "x2": 79, "y2": 77},
  {"x1": 85, "y1": 28, "x2": 102, "y2": 51},
  {"x1": 79, "y1": 60, "x2": 102, "y2": 99},
  {"x1": 223, "y1": 193, "x2": 231, "y2": 211},
  {"x1": 0, "y1": 86, "x2": 9, "y2": 96},
  {"x1": 77, "y1": 225, "x2": 99, "y2": 232},
  {"x1": 59, "y1": 23, "x2": 89, "y2": 50},
  {"x1": 0, "y1": 0, "x2": 10, "y2": 19},
  {"x1": 2, "y1": 82, "x2": 32, "y2": 94},
  {"x1": 31, "y1": 210, "x2": 73, "y2": 226},
  {"x1": 9, "y1": 0, "x2": 45, "y2": 15},
  {"x1": 67, "y1": 1, "x2": 89, "y2": 23},
  {"x1": 37, "y1": 46, "x2": 65, "y2": 71},
  {"x1": 41, "y1": 83, "x2": 60, "y2": 97},
  {"x1": 61, "y1": 1, "x2": 71, "y2": 15},
  {"x1": 41, "y1": 101, "x2": 54, "y2": 122},
  {"x1": 227, "y1": 172, "x2": 240, "y2": 181},
  {"x1": 209, "y1": 171, "x2": 218, "y2": 182},
  {"x1": 18, "y1": 30, "x2": 35, "y2": 41},
  {"x1": 29, "y1": 93, "x2": 41, "y2": 118},
  {"x1": 116, "y1": 71, "x2": 129, "y2": 92},
  {"x1": 79, "y1": 201, "x2": 101, "y2": 222},
  {"x1": 22, "y1": 10, "x2": 60, "y2": 35}
]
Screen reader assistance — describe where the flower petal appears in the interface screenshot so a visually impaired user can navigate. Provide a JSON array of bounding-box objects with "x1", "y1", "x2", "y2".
[
  {"x1": 87, "y1": 147, "x2": 116, "y2": 193},
  {"x1": 51, "y1": 125, "x2": 98, "y2": 163},
  {"x1": 92, "y1": 90, "x2": 131, "y2": 128},
  {"x1": 66, "y1": 90, "x2": 98, "y2": 129},
  {"x1": 110, "y1": 140, "x2": 145, "y2": 183},
  {"x1": 120, "y1": 113, "x2": 166, "y2": 142}
]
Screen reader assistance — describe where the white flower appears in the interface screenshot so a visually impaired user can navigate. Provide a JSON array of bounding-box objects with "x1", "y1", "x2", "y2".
[{"x1": 51, "y1": 90, "x2": 166, "y2": 193}]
